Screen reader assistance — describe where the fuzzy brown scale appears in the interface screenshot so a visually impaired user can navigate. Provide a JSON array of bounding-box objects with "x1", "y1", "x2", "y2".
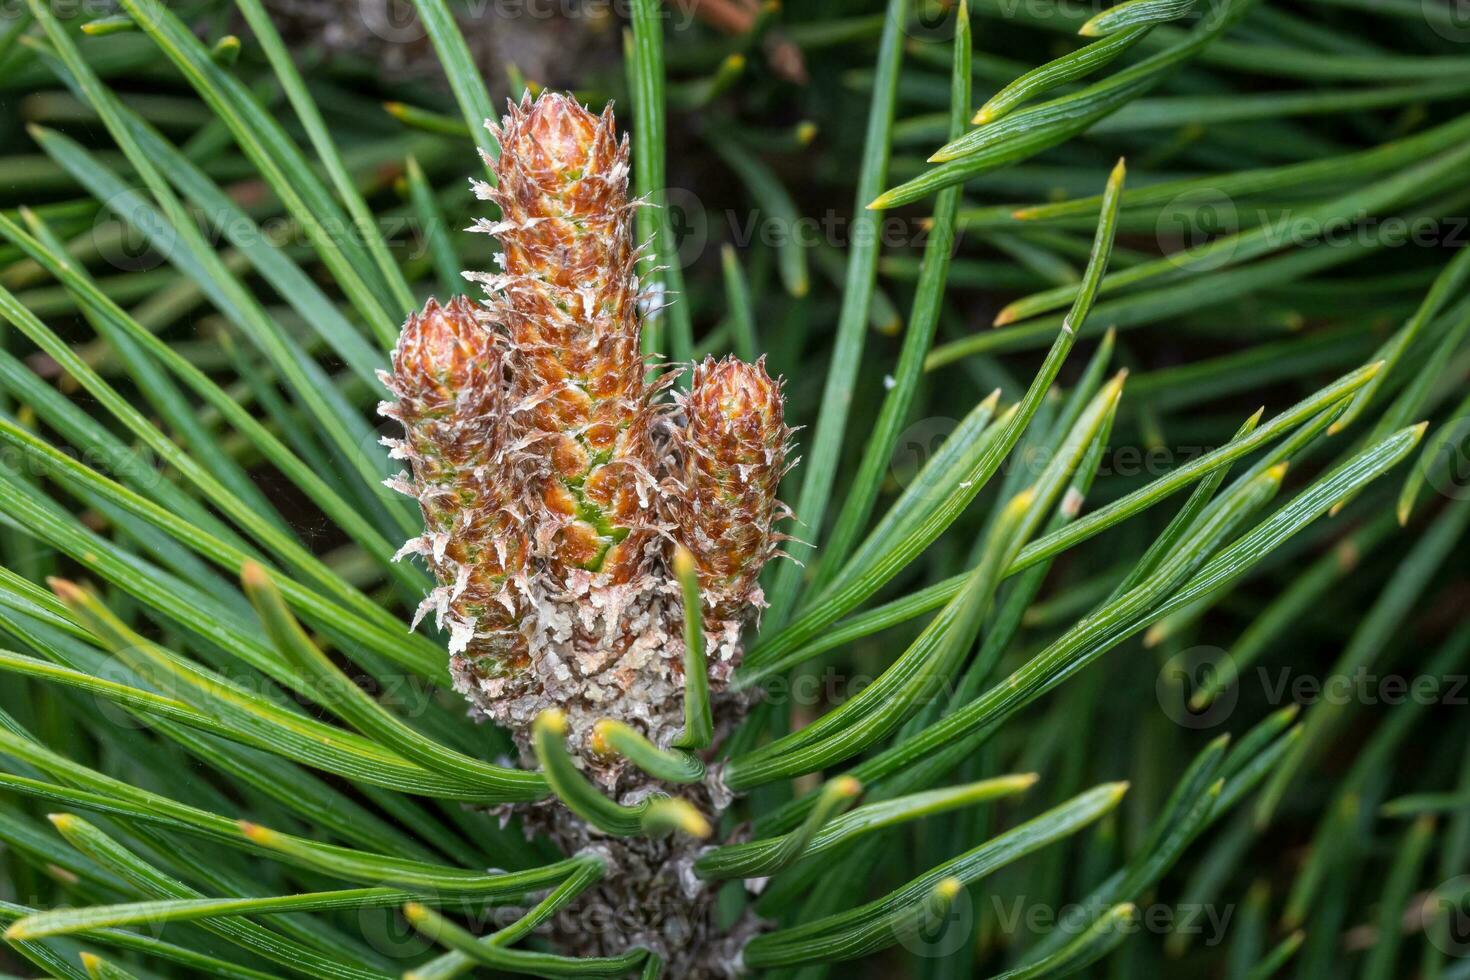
[
  {"x1": 384, "y1": 92, "x2": 791, "y2": 974},
  {"x1": 378, "y1": 297, "x2": 530, "y2": 675},
  {"x1": 676, "y1": 356, "x2": 796, "y2": 623},
  {"x1": 473, "y1": 92, "x2": 657, "y2": 584}
]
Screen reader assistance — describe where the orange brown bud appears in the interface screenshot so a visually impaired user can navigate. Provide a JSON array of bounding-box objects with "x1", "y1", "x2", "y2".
[
  {"x1": 676, "y1": 355, "x2": 792, "y2": 620},
  {"x1": 380, "y1": 296, "x2": 527, "y2": 670},
  {"x1": 468, "y1": 91, "x2": 658, "y2": 586}
]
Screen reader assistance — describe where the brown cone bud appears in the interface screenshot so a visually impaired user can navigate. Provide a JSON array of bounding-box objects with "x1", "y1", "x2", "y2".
[
  {"x1": 469, "y1": 91, "x2": 656, "y2": 585},
  {"x1": 381, "y1": 296, "x2": 527, "y2": 671},
  {"x1": 677, "y1": 355, "x2": 792, "y2": 620}
]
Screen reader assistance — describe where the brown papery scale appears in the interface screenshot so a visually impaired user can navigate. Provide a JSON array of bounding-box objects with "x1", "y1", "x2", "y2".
[
  {"x1": 382, "y1": 92, "x2": 793, "y2": 974},
  {"x1": 678, "y1": 355, "x2": 795, "y2": 630},
  {"x1": 379, "y1": 296, "x2": 529, "y2": 675}
]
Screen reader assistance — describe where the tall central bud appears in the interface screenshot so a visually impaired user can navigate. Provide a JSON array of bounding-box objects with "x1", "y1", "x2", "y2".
[{"x1": 470, "y1": 93, "x2": 656, "y2": 585}]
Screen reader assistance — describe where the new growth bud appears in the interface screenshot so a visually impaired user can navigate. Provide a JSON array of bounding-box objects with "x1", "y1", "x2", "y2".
[
  {"x1": 472, "y1": 91, "x2": 655, "y2": 584},
  {"x1": 677, "y1": 356, "x2": 793, "y2": 620},
  {"x1": 380, "y1": 296, "x2": 528, "y2": 674}
]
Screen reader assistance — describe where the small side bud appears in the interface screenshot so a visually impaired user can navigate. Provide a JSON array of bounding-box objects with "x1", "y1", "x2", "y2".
[
  {"x1": 676, "y1": 356, "x2": 793, "y2": 622},
  {"x1": 389, "y1": 296, "x2": 501, "y2": 420},
  {"x1": 383, "y1": 296, "x2": 528, "y2": 677}
]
